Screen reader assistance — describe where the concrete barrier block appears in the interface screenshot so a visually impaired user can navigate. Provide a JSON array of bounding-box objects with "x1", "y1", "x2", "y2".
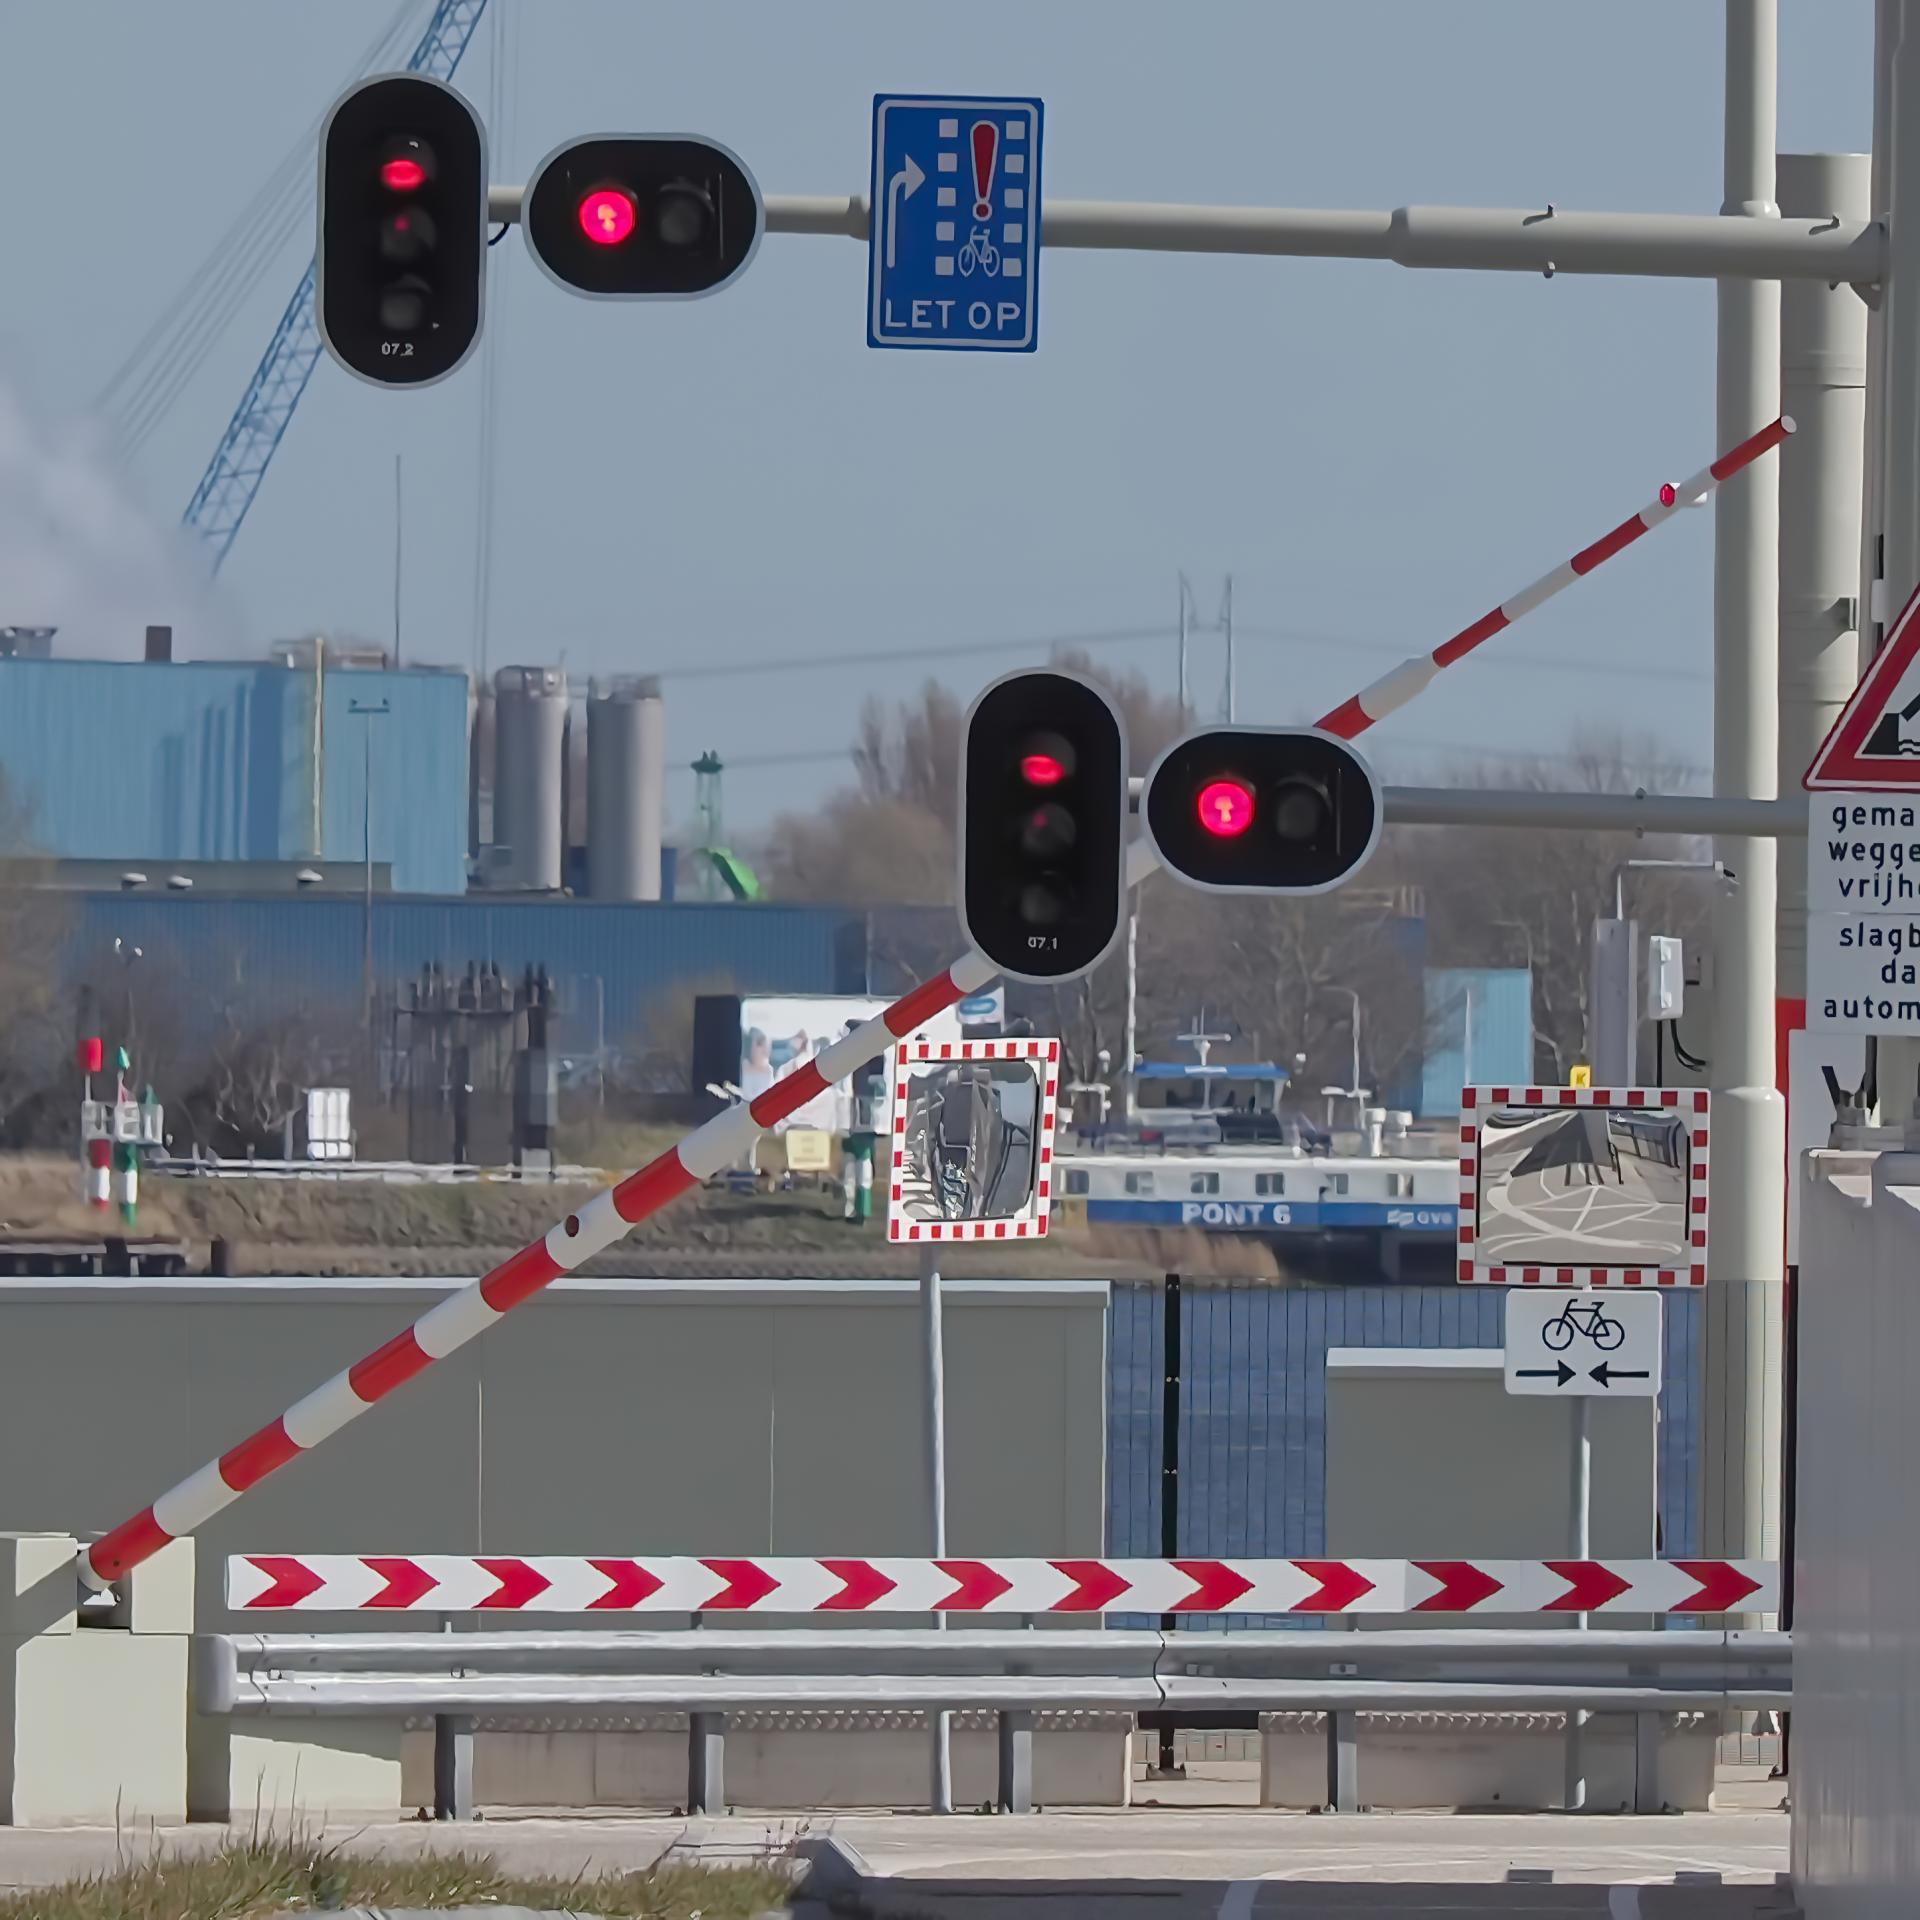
[
  {"x1": 0, "y1": 1534, "x2": 192, "y2": 1825},
  {"x1": 392, "y1": 1712, "x2": 1133, "y2": 1812},
  {"x1": 195, "y1": 1718, "x2": 404, "y2": 1825},
  {"x1": 1258, "y1": 1711, "x2": 1716, "y2": 1812}
]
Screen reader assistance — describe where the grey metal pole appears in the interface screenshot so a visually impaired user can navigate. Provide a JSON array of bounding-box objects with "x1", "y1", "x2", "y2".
[
  {"x1": 1564, "y1": 1394, "x2": 1593, "y2": 1811},
  {"x1": 1177, "y1": 574, "x2": 1190, "y2": 715},
  {"x1": 1869, "y1": 3, "x2": 1920, "y2": 1119},
  {"x1": 1777, "y1": 153, "x2": 1870, "y2": 1008},
  {"x1": 1124, "y1": 902, "x2": 1140, "y2": 1125},
  {"x1": 920, "y1": 1243, "x2": 952, "y2": 1813},
  {"x1": 1704, "y1": 0, "x2": 1787, "y2": 1596},
  {"x1": 362, "y1": 712, "x2": 374, "y2": 1030}
]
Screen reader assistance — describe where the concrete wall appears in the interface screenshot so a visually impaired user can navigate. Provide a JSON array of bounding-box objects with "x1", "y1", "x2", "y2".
[
  {"x1": 0, "y1": 1278, "x2": 1109, "y2": 1633},
  {"x1": 1328, "y1": 1349, "x2": 1656, "y2": 1627},
  {"x1": 1792, "y1": 1150, "x2": 1920, "y2": 1919}
]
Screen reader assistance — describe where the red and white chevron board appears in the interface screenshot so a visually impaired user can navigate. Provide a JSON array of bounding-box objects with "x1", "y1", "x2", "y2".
[
  {"x1": 1458, "y1": 1086, "x2": 1710, "y2": 1287},
  {"x1": 225, "y1": 1554, "x2": 1776, "y2": 1616},
  {"x1": 888, "y1": 1038, "x2": 1061, "y2": 1242}
]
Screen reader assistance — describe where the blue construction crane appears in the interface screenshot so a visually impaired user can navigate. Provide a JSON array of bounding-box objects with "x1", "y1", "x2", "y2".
[{"x1": 181, "y1": 0, "x2": 491, "y2": 572}]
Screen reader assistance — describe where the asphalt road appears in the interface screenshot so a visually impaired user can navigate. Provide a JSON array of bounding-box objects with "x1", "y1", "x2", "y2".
[
  {"x1": 0, "y1": 1810, "x2": 1792, "y2": 1918},
  {"x1": 816, "y1": 1811, "x2": 1792, "y2": 1917}
]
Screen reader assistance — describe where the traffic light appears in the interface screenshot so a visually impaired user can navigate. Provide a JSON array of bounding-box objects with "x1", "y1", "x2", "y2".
[
  {"x1": 522, "y1": 136, "x2": 762, "y2": 298},
  {"x1": 318, "y1": 74, "x2": 487, "y2": 386},
  {"x1": 959, "y1": 671, "x2": 1128, "y2": 983},
  {"x1": 1143, "y1": 727, "x2": 1383, "y2": 894}
]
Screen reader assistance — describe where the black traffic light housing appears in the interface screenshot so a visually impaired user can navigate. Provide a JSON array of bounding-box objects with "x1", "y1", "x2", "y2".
[
  {"x1": 1143, "y1": 727, "x2": 1382, "y2": 894},
  {"x1": 522, "y1": 135, "x2": 762, "y2": 298},
  {"x1": 318, "y1": 74, "x2": 487, "y2": 386},
  {"x1": 959, "y1": 670, "x2": 1128, "y2": 984}
]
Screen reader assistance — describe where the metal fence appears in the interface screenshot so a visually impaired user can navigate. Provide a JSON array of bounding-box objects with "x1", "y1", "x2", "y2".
[{"x1": 1107, "y1": 1281, "x2": 1703, "y2": 1628}]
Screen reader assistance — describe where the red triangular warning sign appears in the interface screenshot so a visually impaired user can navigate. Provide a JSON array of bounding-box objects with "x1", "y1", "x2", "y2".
[{"x1": 1805, "y1": 580, "x2": 1920, "y2": 789}]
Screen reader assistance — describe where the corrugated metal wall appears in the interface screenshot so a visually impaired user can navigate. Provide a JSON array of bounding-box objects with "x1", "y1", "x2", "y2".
[
  {"x1": 64, "y1": 893, "x2": 867, "y2": 1044},
  {"x1": 1423, "y1": 966, "x2": 1534, "y2": 1113},
  {"x1": 1107, "y1": 1280, "x2": 1702, "y2": 1628},
  {"x1": 318, "y1": 668, "x2": 468, "y2": 893},
  {"x1": 0, "y1": 659, "x2": 467, "y2": 893}
]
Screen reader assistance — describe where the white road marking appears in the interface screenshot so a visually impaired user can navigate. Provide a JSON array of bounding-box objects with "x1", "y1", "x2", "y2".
[
  {"x1": 1216, "y1": 1881, "x2": 1258, "y2": 1920},
  {"x1": 1608, "y1": 1885, "x2": 1642, "y2": 1919}
]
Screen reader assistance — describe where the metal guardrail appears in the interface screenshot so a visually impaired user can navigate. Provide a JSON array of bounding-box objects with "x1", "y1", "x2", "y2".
[{"x1": 196, "y1": 1628, "x2": 1789, "y2": 1820}]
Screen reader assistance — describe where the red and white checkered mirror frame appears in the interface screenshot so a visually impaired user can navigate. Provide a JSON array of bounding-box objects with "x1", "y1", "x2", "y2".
[
  {"x1": 888, "y1": 1037, "x2": 1061, "y2": 1243},
  {"x1": 1457, "y1": 1084, "x2": 1710, "y2": 1287}
]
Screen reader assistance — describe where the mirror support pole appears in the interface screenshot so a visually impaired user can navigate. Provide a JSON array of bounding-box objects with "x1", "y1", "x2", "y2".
[{"x1": 921, "y1": 1243, "x2": 953, "y2": 1813}]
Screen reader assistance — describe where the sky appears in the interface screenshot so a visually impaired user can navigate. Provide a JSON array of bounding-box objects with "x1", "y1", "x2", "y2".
[{"x1": 0, "y1": 0, "x2": 1877, "y2": 831}]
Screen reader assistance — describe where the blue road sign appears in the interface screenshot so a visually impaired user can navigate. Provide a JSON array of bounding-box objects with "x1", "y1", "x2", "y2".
[{"x1": 868, "y1": 94, "x2": 1043, "y2": 352}]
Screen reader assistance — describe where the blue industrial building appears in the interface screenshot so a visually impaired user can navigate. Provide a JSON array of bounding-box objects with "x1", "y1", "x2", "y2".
[
  {"x1": 1421, "y1": 966, "x2": 1535, "y2": 1112},
  {"x1": 0, "y1": 657, "x2": 468, "y2": 894}
]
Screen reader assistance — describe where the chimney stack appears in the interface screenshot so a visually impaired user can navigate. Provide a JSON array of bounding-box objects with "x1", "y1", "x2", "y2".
[{"x1": 144, "y1": 625, "x2": 173, "y2": 663}]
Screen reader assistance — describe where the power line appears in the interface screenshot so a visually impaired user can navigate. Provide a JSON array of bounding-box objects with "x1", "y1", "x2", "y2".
[
  {"x1": 643, "y1": 623, "x2": 1167, "y2": 683},
  {"x1": 679, "y1": 733, "x2": 1707, "y2": 780},
  {"x1": 637, "y1": 618, "x2": 1714, "y2": 690}
]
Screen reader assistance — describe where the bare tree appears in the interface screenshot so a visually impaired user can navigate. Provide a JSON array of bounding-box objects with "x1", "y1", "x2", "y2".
[{"x1": 765, "y1": 653, "x2": 1188, "y2": 907}]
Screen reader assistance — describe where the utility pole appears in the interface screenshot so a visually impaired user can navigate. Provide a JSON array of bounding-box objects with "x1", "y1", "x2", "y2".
[
  {"x1": 1704, "y1": 0, "x2": 1786, "y2": 1585},
  {"x1": 1867, "y1": 3, "x2": 1920, "y2": 1122},
  {"x1": 1777, "y1": 149, "x2": 1869, "y2": 1238}
]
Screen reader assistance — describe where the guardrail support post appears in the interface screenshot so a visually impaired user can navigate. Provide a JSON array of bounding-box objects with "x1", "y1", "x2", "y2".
[
  {"x1": 432, "y1": 1714, "x2": 474, "y2": 1820},
  {"x1": 997, "y1": 1708, "x2": 1035, "y2": 1813},
  {"x1": 1325, "y1": 1710, "x2": 1360, "y2": 1813},
  {"x1": 1634, "y1": 1710, "x2": 1663, "y2": 1813},
  {"x1": 687, "y1": 1711, "x2": 726, "y2": 1815}
]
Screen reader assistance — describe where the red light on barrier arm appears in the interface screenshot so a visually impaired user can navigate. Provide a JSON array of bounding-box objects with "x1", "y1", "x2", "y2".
[{"x1": 1197, "y1": 778, "x2": 1255, "y2": 837}]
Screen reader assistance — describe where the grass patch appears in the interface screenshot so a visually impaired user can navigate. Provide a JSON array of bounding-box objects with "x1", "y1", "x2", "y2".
[{"x1": 0, "y1": 1828, "x2": 792, "y2": 1919}]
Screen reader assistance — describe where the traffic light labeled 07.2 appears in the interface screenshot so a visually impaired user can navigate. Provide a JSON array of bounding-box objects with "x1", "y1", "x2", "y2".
[
  {"x1": 318, "y1": 74, "x2": 487, "y2": 386},
  {"x1": 959, "y1": 671, "x2": 1128, "y2": 984},
  {"x1": 1143, "y1": 727, "x2": 1383, "y2": 895},
  {"x1": 521, "y1": 136, "x2": 763, "y2": 298}
]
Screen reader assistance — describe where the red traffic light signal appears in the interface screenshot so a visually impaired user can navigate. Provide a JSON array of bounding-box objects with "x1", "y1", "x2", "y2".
[
  {"x1": 578, "y1": 187, "x2": 638, "y2": 246},
  {"x1": 1144, "y1": 728, "x2": 1382, "y2": 894},
  {"x1": 1196, "y1": 777, "x2": 1255, "y2": 838},
  {"x1": 318, "y1": 75, "x2": 486, "y2": 387},
  {"x1": 522, "y1": 135, "x2": 762, "y2": 299},
  {"x1": 959, "y1": 671, "x2": 1127, "y2": 984}
]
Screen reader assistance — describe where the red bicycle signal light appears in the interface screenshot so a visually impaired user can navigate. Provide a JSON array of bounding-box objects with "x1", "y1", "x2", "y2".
[
  {"x1": 523, "y1": 135, "x2": 763, "y2": 299},
  {"x1": 1144, "y1": 728, "x2": 1383, "y2": 896},
  {"x1": 1196, "y1": 778, "x2": 1255, "y2": 837},
  {"x1": 578, "y1": 187, "x2": 638, "y2": 246}
]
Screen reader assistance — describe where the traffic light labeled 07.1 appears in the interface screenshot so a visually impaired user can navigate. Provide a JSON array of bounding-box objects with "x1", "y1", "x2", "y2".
[
  {"x1": 1143, "y1": 727, "x2": 1383, "y2": 895},
  {"x1": 959, "y1": 671, "x2": 1128, "y2": 984},
  {"x1": 521, "y1": 136, "x2": 763, "y2": 298},
  {"x1": 318, "y1": 74, "x2": 487, "y2": 386}
]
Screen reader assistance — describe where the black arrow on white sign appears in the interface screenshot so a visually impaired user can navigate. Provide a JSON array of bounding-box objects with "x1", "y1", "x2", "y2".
[
  {"x1": 1590, "y1": 1362, "x2": 1651, "y2": 1388},
  {"x1": 1515, "y1": 1362, "x2": 1575, "y2": 1386}
]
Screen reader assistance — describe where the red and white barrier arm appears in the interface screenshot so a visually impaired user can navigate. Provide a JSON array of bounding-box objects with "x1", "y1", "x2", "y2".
[
  {"x1": 85, "y1": 419, "x2": 1775, "y2": 1593},
  {"x1": 1315, "y1": 415, "x2": 1794, "y2": 740},
  {"x1": 79, "y1": 955, "x2": 997, "y2": 1592}
]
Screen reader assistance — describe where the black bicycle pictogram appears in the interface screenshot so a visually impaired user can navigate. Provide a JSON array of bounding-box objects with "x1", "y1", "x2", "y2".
[{"x1": 1541, "y1": 1298, "x2": 1626, "y2": 1352}]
